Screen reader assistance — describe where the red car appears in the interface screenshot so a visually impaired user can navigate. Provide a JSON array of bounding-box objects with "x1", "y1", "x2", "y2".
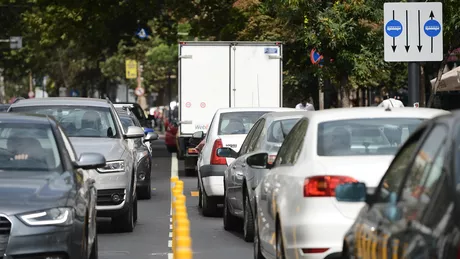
[{"x1": 164, "y1": 119, "x2": 178, "y2": 153}]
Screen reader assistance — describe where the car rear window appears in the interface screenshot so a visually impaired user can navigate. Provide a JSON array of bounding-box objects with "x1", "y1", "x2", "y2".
[
  {"x1": 267, "y1": 118, "x2": 300, "y2": 143},
  {"x1": 317, "y1": 118, "x2": 424, "y2": 156},
  {"x1": 218, "y1": 111, "x2": 269, "y2": 135}
]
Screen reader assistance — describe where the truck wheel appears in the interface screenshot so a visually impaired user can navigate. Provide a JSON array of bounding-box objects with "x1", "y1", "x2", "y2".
[
  {"x1": 112, "y1": 200, "x2": 135, "y2": 233},
  {"x1": 201, "y1": 189, "x2": 218, "y2": 217}
]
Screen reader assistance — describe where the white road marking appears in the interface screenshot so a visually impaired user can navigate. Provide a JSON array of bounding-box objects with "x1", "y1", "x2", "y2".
[
  {"x1": 168, "y1": 240, "x2": 172, "y2": 247},
  {"x1": 169, "y1": 232, "x2": 173, "y2": 238},
  {"x1": 168, "y1": 253, "x2": 173, "y2": 259}
]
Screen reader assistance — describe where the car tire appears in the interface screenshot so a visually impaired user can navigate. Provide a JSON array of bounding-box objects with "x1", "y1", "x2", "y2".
[
  {"x1": 133, "y1": 196, "x2": 138, "y2": 223},
  {"x1": 112, "y1": 199, "x2": 135, "y2": 233},
  {"x1": 89, "y1": 234, "x2": 98, "y2": 259},
  {"x1": 253, "y1": 208, "x2": 265, "y2": 259},
  {"x1": 243, "y1": 194, "x2": 255, "y2": 242},
  {"x1": 201, "y1": 188, "x2": 218, "y2": 217},
  {"x1": 276, "y1": 222, "x2": 286, "y2": 259},
  {"x1": 223, "y1": 192, "x2": 239, "y2": 231},
  {"x1": 198, "y1": 180, "x2": 203, "y2": 208},
  {"x1": 139, "y1": 183, "x2": 152, "y2": 200}
]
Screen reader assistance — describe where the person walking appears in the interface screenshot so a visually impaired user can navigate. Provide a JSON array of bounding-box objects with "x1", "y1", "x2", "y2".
[{"x1": 295, "y1": 98, "x2": 315, "y2": 111}]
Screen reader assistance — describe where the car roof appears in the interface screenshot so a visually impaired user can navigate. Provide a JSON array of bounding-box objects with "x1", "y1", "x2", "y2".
[
  {"x1": 216, "y1": 107, "x2": 295, "y2": 113},
  {"x1": 304, "y1": 107, "x2": 450, "y2": 124},
  {"x1": 0, "y1": 112, "x2": 54, "y2": 125},
  {"x1": 10, "y1": 97, "x2": 112, "y2": 108},
  {"x1": 262, "y1": 110, "x2": 310, "y2": 120}
]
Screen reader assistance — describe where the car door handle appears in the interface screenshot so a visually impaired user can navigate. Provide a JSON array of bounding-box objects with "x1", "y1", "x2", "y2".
[{"x1": 232, "y1": 165, "x2": 237, "y2": 169}]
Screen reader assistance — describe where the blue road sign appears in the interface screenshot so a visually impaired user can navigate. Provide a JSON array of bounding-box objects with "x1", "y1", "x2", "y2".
[
  {"x1": 310, "y1": 49, "x2": 323, "y2": 64},
  {"x1": 424, "y1": 19, "x2": 441, "y2": 37},
  {"x1": 136, "y1": 28, "x2": 148, "y2": 39},
  {"x1": 385, "y1": 20, "x2": 403, "y2": 38}
]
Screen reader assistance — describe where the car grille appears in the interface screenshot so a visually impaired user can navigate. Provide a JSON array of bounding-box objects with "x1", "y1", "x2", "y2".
[
  {"x1": 97, "y1": 189, "x2": 125, "y2": 206},
  {"x1": 0, "y1": 216, "x2": 11, "y2": 257}
]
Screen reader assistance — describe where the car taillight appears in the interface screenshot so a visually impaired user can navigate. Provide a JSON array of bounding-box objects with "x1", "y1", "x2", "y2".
[
  {"x1": 188, "y1": 148, "x2": 199, "y2": 154},
  {"x1": 267, "y1": 155, "x2": 277, "y2": 165},
  {"x1": 210, "y1": 139, "x2": 227, "y2": 165},
  {"x1": 304, "y1": 175, "x2": 358, "y2": 197}
]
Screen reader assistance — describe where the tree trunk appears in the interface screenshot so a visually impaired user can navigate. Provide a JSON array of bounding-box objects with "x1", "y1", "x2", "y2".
[{"x1": 339, "y1": 74, "x2": 350, "y2": 107}]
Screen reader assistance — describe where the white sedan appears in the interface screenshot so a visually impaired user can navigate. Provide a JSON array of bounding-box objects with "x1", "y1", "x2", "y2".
[{"x1": 250, "y1": 107, "x2": 450, "y2": 259}]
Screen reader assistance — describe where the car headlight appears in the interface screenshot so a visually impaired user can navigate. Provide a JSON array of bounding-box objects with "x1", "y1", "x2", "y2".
[
  {"x1": 97, "y1": 160, "x2": 125, "y2": 173},
  {"x1": 19, "y1": 208, "x2": 74, "y2": 226}
]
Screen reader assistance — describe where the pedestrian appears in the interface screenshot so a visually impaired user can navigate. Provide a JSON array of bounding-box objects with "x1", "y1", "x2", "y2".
[
  {"x1": 295, "y1": 98, "x2": 315, "y2": 111},
  {"x1": 378, "y1": 94, "x2": 404, "y2": 108}
]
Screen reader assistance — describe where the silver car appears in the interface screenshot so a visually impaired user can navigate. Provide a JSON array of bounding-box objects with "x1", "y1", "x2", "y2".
[
  {"x1": 216, "y1": 111, "x2": 305, "y2": 242},
  {"x1": 8, "y1": 97, "x2": 145, "y2": 232}
]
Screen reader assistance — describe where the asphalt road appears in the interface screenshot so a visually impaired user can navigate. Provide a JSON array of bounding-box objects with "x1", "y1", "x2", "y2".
[{"x1": 97, "y1": 140, "x2": 252, "y2": 259}]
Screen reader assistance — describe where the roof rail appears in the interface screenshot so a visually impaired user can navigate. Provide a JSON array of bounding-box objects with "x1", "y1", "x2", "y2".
[{"x1": 13, "y1": 97, "x2": 25, "y2": 103}]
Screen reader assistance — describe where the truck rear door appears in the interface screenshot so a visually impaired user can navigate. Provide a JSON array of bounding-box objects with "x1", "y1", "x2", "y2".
[
  {"x1": 179, "y1": 43, "x2": 231, "y2": 135},
  {"x1": 230, "y1": 43, "x2": 282, "y2": 108}
]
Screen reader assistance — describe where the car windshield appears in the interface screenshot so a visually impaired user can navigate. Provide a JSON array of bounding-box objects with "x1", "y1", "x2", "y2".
[
  {"x1": 10, "y1": 106, "x2": 118, "y2": 138},
  {"x1": 0, "y1": 123, "x2": 62, "y2": 171},
  {"x1": 267, "y1": 118, "x2": 300, "y2": 143},
  {"x1": 317, "y1": 118, "x2": 424, "y2": 156},
  {"x1": 120, "y1": 116, "x2": 135, "y2": 132},
  {"x1": 218, "y1": 111, "x2": 270, "y2": 135}
]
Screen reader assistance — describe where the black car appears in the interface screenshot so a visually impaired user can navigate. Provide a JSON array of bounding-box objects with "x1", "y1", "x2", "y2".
[
  {"x1": 0, "y1": 113, "x2": 105, "y2": 259},
  {"x1": 336, "y1": 111, "x2": 460, "y2": 259},
  {"x1": 116, "y1": 107, "x2": 157, "y2": 199},
  {"x1": 113, "y1": 102, "x2": 153, "y2": 129}
]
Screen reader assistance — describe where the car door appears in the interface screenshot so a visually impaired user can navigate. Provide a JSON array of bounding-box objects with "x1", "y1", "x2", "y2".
[
  {"x1": 258, "y1": 119, "x2": 308, "y2": 256},
  {"x1": 227, "y1": 120, "x2": 261, "y2": 211},
  {"x1": 352, "y1": 123, "x2": 448, "y2": 258}
]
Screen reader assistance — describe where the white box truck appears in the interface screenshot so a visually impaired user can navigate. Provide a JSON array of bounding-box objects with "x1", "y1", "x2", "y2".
[{"x1": 177, "y1": 41, "x2": 283, "y2": 175}]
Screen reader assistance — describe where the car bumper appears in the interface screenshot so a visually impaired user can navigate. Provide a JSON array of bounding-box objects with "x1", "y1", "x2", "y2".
[
  {"x1": 281, "y1": 198, "x2": 354, "y2": 259},
  {"x1": 3, "y1": 217, "x2": 82, "y2": 259},
  {"x1": 200, "y1": 164, "x2": 227, "y2": 197}
]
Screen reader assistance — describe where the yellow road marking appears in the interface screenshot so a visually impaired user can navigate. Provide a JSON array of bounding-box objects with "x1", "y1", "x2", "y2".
[{"x1": 190, "y1": 191, "x2": 199, "y2": 197}]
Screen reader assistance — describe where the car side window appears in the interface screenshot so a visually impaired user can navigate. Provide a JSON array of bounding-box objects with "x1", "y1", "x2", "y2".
[
  {"x1": 239, "y1": 120, "x2": 260, "y2": 155},
  {"x1": 374, "y1": 126, "x2": 425, "y2": 203},
  {"x1": 400, "y1": 125, "x2": 447, "y2": 204},
  {"x1": 247, "y1": 119, "x2": 266, "y2": 153},
  {"x1": 275, "y1": 119, "x2": 308, "y2": 166}
]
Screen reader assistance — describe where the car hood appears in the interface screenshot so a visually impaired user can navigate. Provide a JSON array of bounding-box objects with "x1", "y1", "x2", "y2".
[
  {"x1": 0, "y1": 171, "x2": 74, "y2": 216},
  {"x1": 70, "y1": 137, "x2": 125, "y2": 161}
]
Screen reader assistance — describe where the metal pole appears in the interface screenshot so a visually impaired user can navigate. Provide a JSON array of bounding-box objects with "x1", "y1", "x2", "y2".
[
  {"x1": 168, "y1": 70, "x2": 172, "y2": 122},
  {"x1": 407, "y1": 0, "x2": 420, "y2": 107}
]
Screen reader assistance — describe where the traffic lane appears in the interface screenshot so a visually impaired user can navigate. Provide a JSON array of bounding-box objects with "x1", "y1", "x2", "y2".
[
  {"x1": 178, "y1": 162, "x2": 252, "y2": 259},
  {"x1": 98, "y1": 140, "x2": 172, "y2": 259}
]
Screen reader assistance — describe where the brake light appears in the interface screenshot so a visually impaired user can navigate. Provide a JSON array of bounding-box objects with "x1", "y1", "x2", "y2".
[
  {"x1": 304, "y1": 175, "x2": 358, "y2": 197},
  {"x1": 188, "y1": 148, "x2": 199, "y2": 154},
  {"x1": 267, "y1": 155, "x2": 277, "y2": 165},
  {"x1": 210, "y1": 139, "x2": 227, "y2": 165},
  {"x1": 302, "y1": 248, "x2": 329, "y2": 254}
]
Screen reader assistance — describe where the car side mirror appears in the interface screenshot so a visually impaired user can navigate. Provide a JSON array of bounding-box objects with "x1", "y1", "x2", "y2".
[
  {"x1": 124, "y1": 126, "x2": 145, "y2": 139},
  {"x1": 74, "y1": 152, "x2": 106, "y2": 170},
  {"x1": 216, "y1": 147, "x2": 238, "y2": 158},
  {"x1": 144, "y1": 132, "x2": 159, "y2": 142},
  {"x1": 246, "y1": 152, "x2": 269, "y2": 169},
  {"x1": 335, "y1": 182, "x2": 367, "y2": 202},
  {"x1": 192, "y1": 131, "x2": 204, "y2": 139}
]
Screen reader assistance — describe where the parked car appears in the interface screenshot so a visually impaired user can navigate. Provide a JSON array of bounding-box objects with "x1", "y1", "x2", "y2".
[
  {"x1": 248, "y1": 107, "x2": 449, "y2": 259},
  {"x1": 116, "y1": 107, "x2": 158, "y2": 200},
  {"x1": 195, "y1": 107, "x2": 295, "y2": 216},
  {"x1": 217, "y1": 111, "x2": 305, "y2": 241},
  {"x1": 0, "y1": 113, "x2": 105, "y2": 259},
  {"x1": 9, "y1": 97, "x2": 145, "y2": 232},
  {"x1": 113, "y1": 102, "x2": 154, "y2": 130},
  {"x1": 337, "y1": 110, "x2": 460, "y2": 259}
]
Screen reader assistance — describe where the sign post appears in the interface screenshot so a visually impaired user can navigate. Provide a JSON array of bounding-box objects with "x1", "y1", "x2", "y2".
[{"x1": 384, "y1": 2, "x2": 443, "y2": 107}]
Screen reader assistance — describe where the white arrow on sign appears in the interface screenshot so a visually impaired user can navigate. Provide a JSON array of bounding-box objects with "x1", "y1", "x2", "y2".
[{"x1": 384, "y1": 2, "x2": 443, "y2": 62}]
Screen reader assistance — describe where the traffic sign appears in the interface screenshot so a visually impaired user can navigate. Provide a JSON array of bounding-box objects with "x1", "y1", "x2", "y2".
[
  {"x1": 414, "y1": 102, "x2": 419, "y2": 108},
  {"x1": 384, "y1": 2, "x2": 443, "y2": 62},
  {"x1": 200, "y1": 102, "x2": 206, "y2": 108},
  {"x1": 185, "y1": 102, "x2": 191, "y2": 108},
  {"x1": 9, "y1": 36, "x2": 22, "y2": 49},
  {"x1": 136, "y1": 28, "x2": 148, "y2": 39},
  {"x1": 28, "y1": 91, "x2": 34, "y2": 98},
  {"x1": 125, "y1": 59, "x2": 137, "y2": 79},
  {"x1": 135, "y1": 87, "x2": 145, "y2": 96},
  {"x1": 310, "y1": 49, "x2": 323, "y2": 65}
]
